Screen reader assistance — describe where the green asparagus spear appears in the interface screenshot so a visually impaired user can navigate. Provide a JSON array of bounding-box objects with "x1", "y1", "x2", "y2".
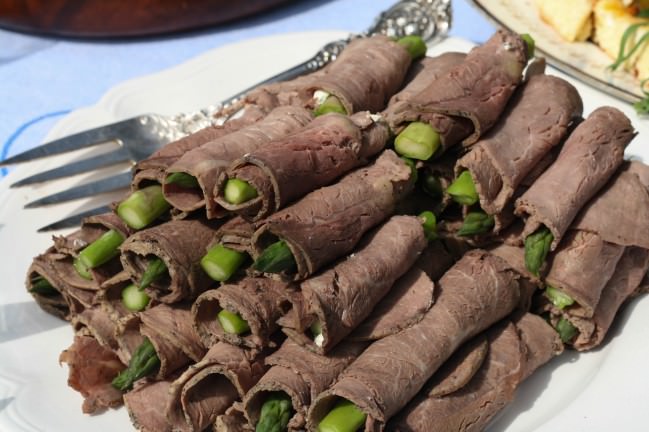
[
  {"x1": 420, "y1": 171, "x2": 443, "y2": 199},
  {"x1": 218, "y1": 309, "x2": 251, "y2": 335},
  {"x1": 446, "y1": 170, "x2": 478, "y2": 206},
  {"x1": 140, "y1": 257, "x2": 168, "y2": 289},
  {"x1": 117, "y1": 184, "x2": 171, "y2": 230},
  {"x1": 224, "y1": 178, "x2": 259, "y2": 205},
  {"x1": 253, "y1": 240, "x2": 297, "y2": 274},
  {"x1": 545, "y1": 285, "x2": 575, "y2": 310},
  {"x1": 394, "y1": 122, "x2": 441, "y2": 161},
  {"x1": 556, "y1": 317, "x2": 578, "y2": 343},
  {"x1": 30, "y1": 276, "x2": 58, "y2": 296},
  {"x1": 112, "y1": 337, "x2": 160, "y2": 391},
  {"x1": 318, "y1": 399, "x2": 367, "y2": 432},
  {"x1": 457, "y1": 211, "x2": 494, "y2": 236},
  {"x1": 121, "y1": 283, "x2": 151, "y2": 312},
  {"x1": 256, "y1": 392, "x2": 294, "y2": 432},
  {"x1": 201, "y1": 244, "x2": 248, "y2": 282},
  {"x1": 524, "y1": 226, "x2": 554, "y2": 276},
  {"x1": 397, "y1": 35, "x2": 427, "y2": 59},
  {"x1": 165, "y1": 172, "x2": 200, "y2": 188},
  {"x1": 418, "y1": 211, "x2": 438, "y2": 241},
  {"x1": 313, "y1": 91, "x2": 348, "y2": 117},
  {"x1": 74, "y1": 229, "x2": 125, "y2": 280},
  {"x1": 520, "y1": 33, "x2": 535, "y2": 58}
]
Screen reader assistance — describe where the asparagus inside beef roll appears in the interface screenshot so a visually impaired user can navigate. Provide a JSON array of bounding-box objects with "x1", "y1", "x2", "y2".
[
  {"x1": 162, "y1": 106, "x2": 313, "y2": 218},
  {"x1": 308, "y1": 250, "x2": 521, "y2": 431},
  {"x1": 214, "y1": 111, "x2": 390, "y2": 221},
  {"x1": 200, "y1": 216, "x2": 256, "y2": 283},
  {"x1": 251, "y1": 150, "x2": 414, "y2": 280},
  {"x1": 515, "y1": 106, "x2": 635, "y2": 275},
  {"x1": 120, "y1": 219, "x2": 221, "y2": 304}
]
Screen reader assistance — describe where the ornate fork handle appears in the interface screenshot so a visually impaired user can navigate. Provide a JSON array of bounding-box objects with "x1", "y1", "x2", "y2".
[{"x1": 171, "y1": 0, "x2": 452, "y2": 135}]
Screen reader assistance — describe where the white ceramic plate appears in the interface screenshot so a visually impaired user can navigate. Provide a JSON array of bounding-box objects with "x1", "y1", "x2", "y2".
[
  {"x1": 1, "y1": 32, "x2": 648, "y2": 432},
  {"x1": 470, "y1": 0, "x2": 644, "y2": 104}
]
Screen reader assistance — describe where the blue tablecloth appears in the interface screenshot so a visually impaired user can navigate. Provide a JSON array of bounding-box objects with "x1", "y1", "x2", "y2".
[{"x1": 0, "y1": 0, "x2": 494, "y2": 177}]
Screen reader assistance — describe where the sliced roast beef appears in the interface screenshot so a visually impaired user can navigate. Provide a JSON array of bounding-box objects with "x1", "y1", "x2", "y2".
[
  {"x1": 387, "y1": 30, "x2": 528, "y2": 152},
  {"x1": 163, "y1": 106, "x2": 313, "y2": 218},
  {"x1": 166, "y1": 342, "x2": 267, "y2": 432},
  {"x1": 132, "y1": 105, "x2": 268, "y2": 188},
  {"x1": 278, "y1": 215, "x2": 426, "y2": 353},
  {"x1": 243, "y1": 339, "x2": 367, "y2": 431},
  {"x1": 456, "y1": 74, "x2": 582, "y2": 218},
  {"x1": 72, "y1": 305, "x2": 120, "y2": 351},
  {"x1": 124, "y1": 376, "x2": 185, "y2": 432},
  {"x1": 215, "y1": 111, "x2": 389, "y2": 221},
  {"x1": 305, "y1": 34, "x2": 412, "y2": 114},
  {"x1": 251, "y1": 150, "x2": 413, "y2": 280},
  {"x1": 207, "y1": 216, "x2": 256, "y2": 256},
  {"x1": 120, "y1": 219, "x2": 221, "y2": 303},
  {"x1": 26, "y1": 252, "x2": 72, "y2": 320},
  {"x1": 515, "y1": 107, "x2": 635, "y2": 249},
  {"x1": 59, "y1": 335, "x2": 125, "y2": 414},
  {"x1": 387, "y1": 52, "x2": 466, "y2": 106},
  {"x1": 308, "y1": 250, "x2": 521, "y2": 431},
  {"x1": 389, "y1": 313, "x2": 562, "y2": 432},
  {"x1": 192, "y1": 277, "x2": 293, "y2": 350}
]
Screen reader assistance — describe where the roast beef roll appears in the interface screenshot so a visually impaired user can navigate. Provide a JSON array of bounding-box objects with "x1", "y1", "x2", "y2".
[
  {"x1": 208, "y1": 216, "x2": 256, "y2": 257},
  {"x1": 455, "y1": 74, "x2": 583, "y2": 224},
  {"x1": 387, "y1": 52, "x2": 466, "y2": 106},
  {"x1": 59, "y1": 335, "x2": 126, "y2": 414},
  {"x1": 120, "y1": 219, "x2": 221, "y2": 304},
  {"x1": 72, "y1": 305, "x2": 121, "y2": 352},
  {"x1": 278, "y1": 215, "x2": 428, "y2": 354},
  {"x1": 214, "y1": 111, "x2": 390, "y2": 221},
  {"x1": 162, "y1": 106, "x2": 313, "y2": 218},
  {"x1": 26, "y1": 251, "x2": 73, "y2": 320},
  {"x1": 308, "y1": 250, "x2": 521, "y2": 431},
  {"x1": 165, "y1": 342, "x2": 267, "y2": 432},
  {"x1": 131, "y1": 105, "x2": 268, "y2": 189},
  {"x1": 389, "y1": 313, "x2": 563, "y2": 431},
  {"x1": 192, "y1": 277, "x2": 293, "y2": 350},
  {"x1": 251, "y1": 150, "x2": 414, "y2": 281},
  {"x1": 515, "y1": 107, "x2": 635, "y2": 251},
  {"x1": 242, "y1": 339, "x2": 367, "y2": 432},
  {"x1": 124, "y1": 375, "x2": 185, "y2": 432},
  {"x1": 386, "y1": 30, "x2": 529, "y2": 153}
]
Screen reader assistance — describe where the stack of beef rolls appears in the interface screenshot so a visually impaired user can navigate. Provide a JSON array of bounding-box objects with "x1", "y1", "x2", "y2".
[{"x1": 26, "y1": 29, "x2": 649, "y2": 432}]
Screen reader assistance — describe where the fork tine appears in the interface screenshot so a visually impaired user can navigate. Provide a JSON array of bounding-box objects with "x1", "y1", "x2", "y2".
[
  {"x1": 11, "y1": 147, "x2": 131, "y2": 187},
  {"x1": 24, "y1": 172, "x2": 132, "y2": 208},
  {"x1": 37, "y1": 205, "x2": 113, "y2": 232},
  {"x1": 0, "y1": 117, "x2": 138, "y2": 166}
]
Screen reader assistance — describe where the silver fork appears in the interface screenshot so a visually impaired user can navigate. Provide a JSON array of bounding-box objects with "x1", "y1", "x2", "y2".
[{"x1": 3, "y1": 0, "x2": 452, "y2": 231}]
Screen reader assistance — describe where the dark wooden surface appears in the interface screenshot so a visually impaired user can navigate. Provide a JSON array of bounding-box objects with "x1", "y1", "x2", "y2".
[{"x1": 0, "y1": 0, "x2": 296, "y2": 37}]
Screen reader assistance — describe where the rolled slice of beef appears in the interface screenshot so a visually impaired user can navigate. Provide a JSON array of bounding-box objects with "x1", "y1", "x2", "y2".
[
  {"x1": 305, "y1": 34, "x2": 412, "y2": 114},
  {"x1": 488, "y1": 241, "x2": 541, "y2": 312},
  {"x1": 214, "y1": 111, "x2": 390, "y2": 221},
  {"x1": 386, "y1": 30, "x2": 528, "y2": 152},
  {"x1": 307, "y1": 250, "x2": 521, "y2": 431},
  {"x1": 26, "y1": 252, "x2": 72, "y2": 320},
  {"x1": 515, "y1": 106, "x2": 635, "y2": 249},
  {"x1": 165, "y1": 342, "x2": 267, "y2": 432},
  {"x1": 572, "y1": 161, "x2": 649, "y2": 249},
  {"x1": 251, "y1": 149, "x2": 414, "y2": 280},
  {"x1": 389, "y1": 313, "x2": 562, "y2": 432},
  {"x1": 192, "y1": 277, "x2": 293, "y2": 350},
  {"x1": 96, "y1": 270, "x2": 158, "y2": 322},
  {"x1": 243, "y1": 339, "x2": 367, "y2": 431},
  {"x1": 387, "y1": 52, "x2": 467, "y2": 106},
  {"x1": 120, "y1": 219, "x2": 220, "y2": 304},
  {"x1": 278, "y1": 215, "x2": 427, "y2": 353},
  {"x1": 553, "y1": 246, "x2": 649, "y2": 351},
  {"x1": 132, "y1": 105, "x2": 268, "y2": 189},
  {"x1": 116, "y1": 304, "x2": 205, "y2": 378},
  {"x1": 124, "y1": 375, "x2": 186, "y2": 432},
  {"x1": 72, "y1": 305, "x2": 120, "y2": 351},
  {"x1": 59, "y1": 335, "x2": 126, "y2": 414},
  {"x1": 544, "y1": 230, "x2": 625, "y2": 318},
  {"x1": 215, "y1": 404, "x2": 252, "y2": 432},
  {"x1": 162, "y1": 106, "x2": 313, "y2": 218},
  {"x1": 455, "y1": 74, "x2": 583, "y2": 217}
]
